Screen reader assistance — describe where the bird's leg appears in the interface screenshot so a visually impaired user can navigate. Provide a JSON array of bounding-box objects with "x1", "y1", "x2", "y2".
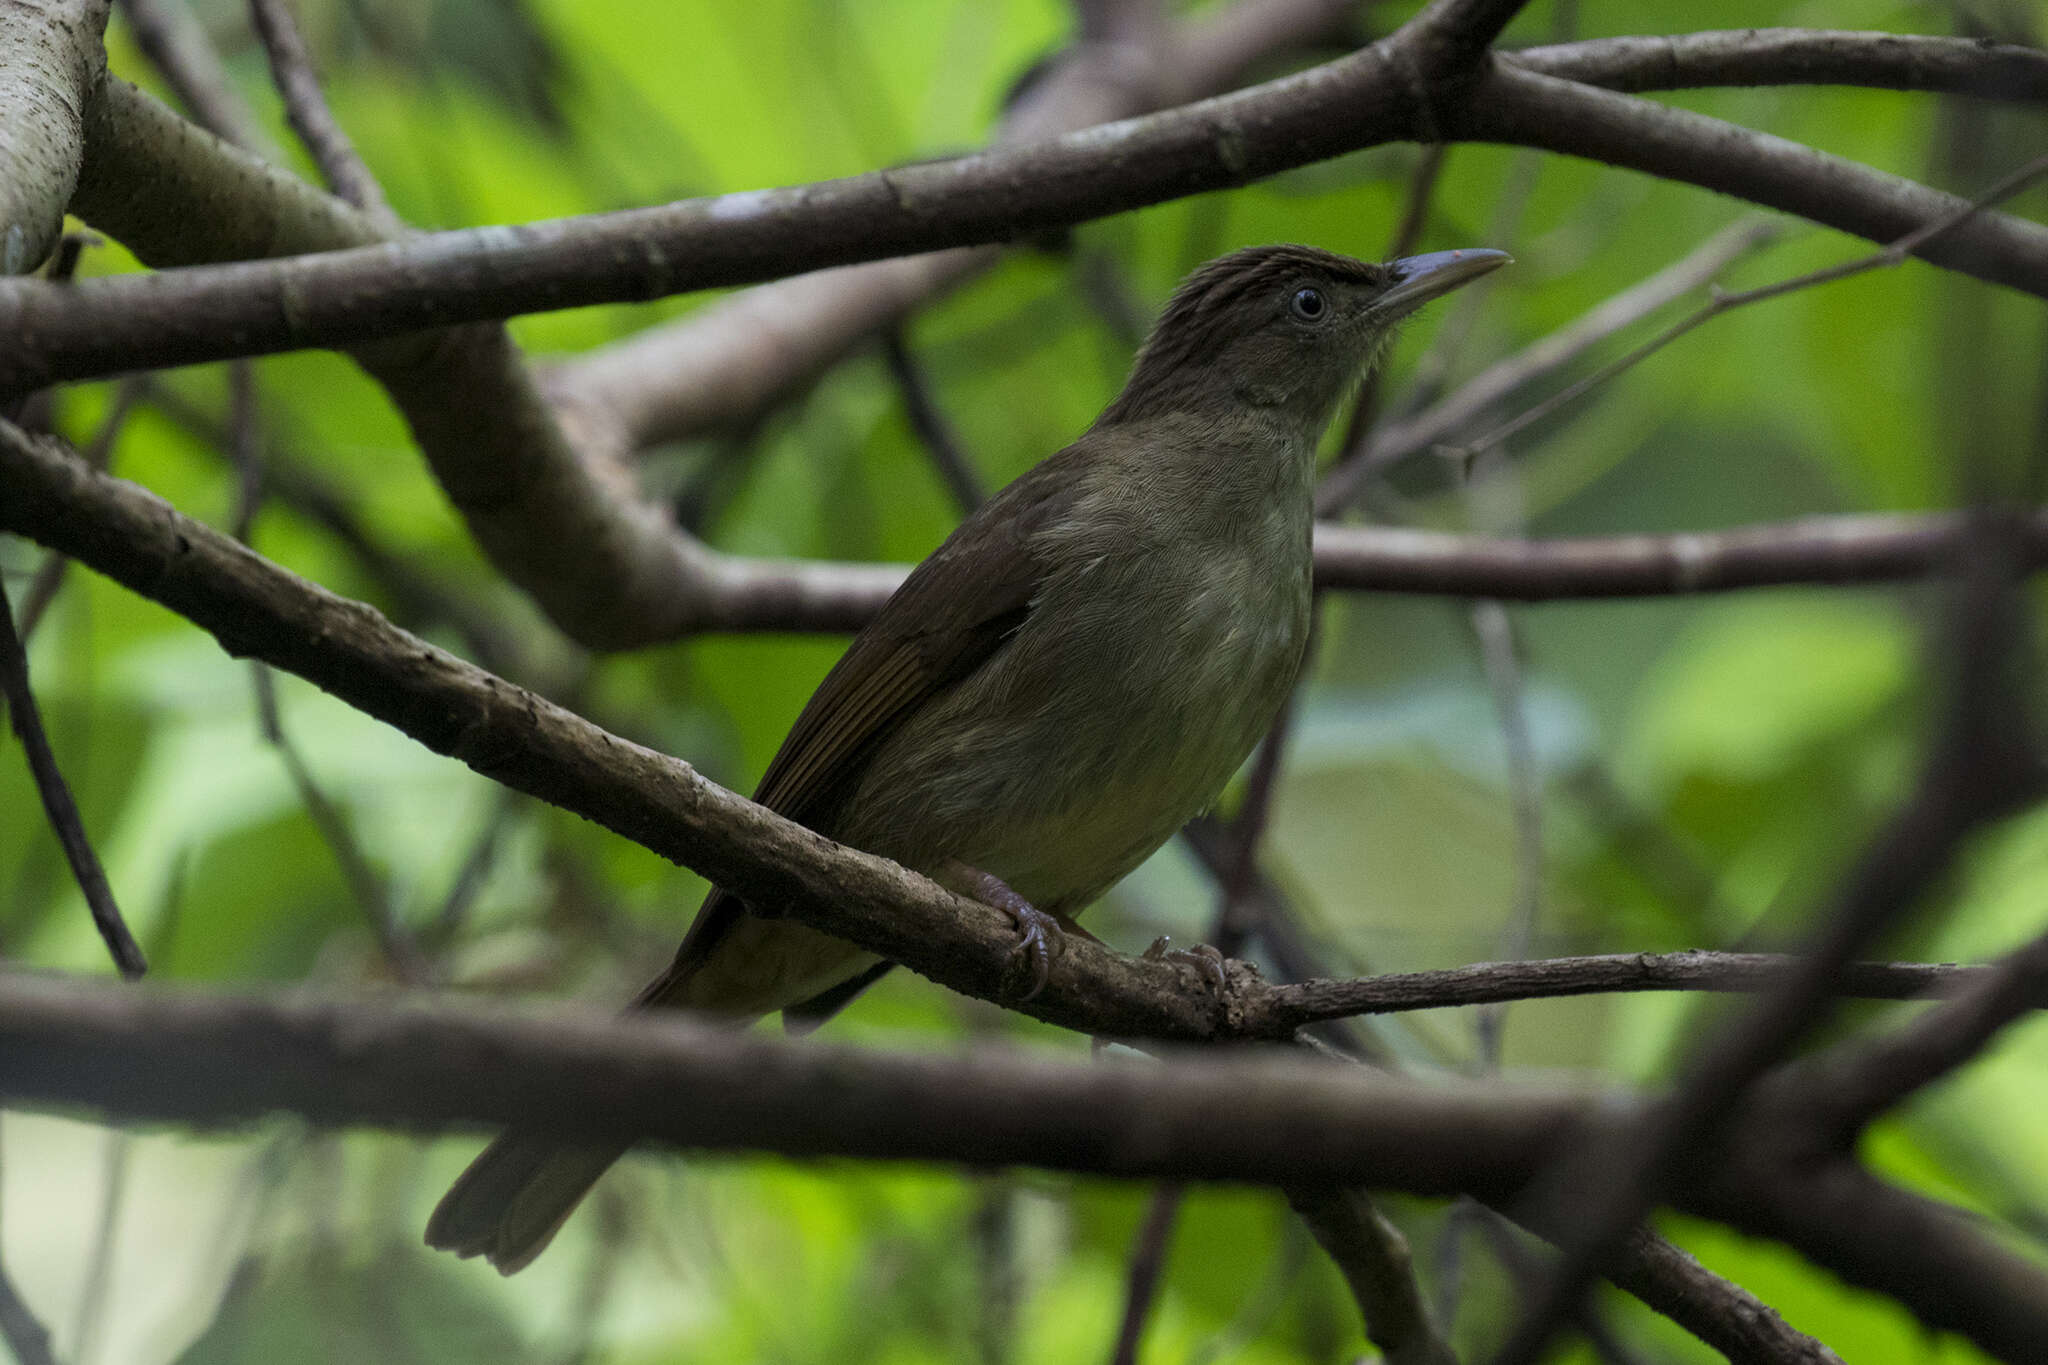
[
  {"x1": 938, "y1": 862, "x2": 1070, "y2": 1001},
  {"x1": 1144, "y1": 936, "x2": 1230, "y2": 994}
]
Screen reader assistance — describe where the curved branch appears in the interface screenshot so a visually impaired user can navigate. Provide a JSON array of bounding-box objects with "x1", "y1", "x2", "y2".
[
  {"x1": 66, "y1": 80, "x2": 731, "y2": 649},
  {"x1": 1446, "y1": 61, "x2": 2048, "y2": 299}
]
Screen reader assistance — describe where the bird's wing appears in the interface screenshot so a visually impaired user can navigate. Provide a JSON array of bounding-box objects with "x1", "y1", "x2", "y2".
[{"x1": 645, "y1": 442, "x2": 1095, "y2": 998}]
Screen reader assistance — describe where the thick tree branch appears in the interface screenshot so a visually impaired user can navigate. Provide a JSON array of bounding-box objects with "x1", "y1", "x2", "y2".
[
  {"x1": 7, "y1": 967, "x2": 2048, "y2": 1360},
  {"x1": 13, "y1": 28, "x2": 2048, "y2": 395},
  {"x1": 64, "y1": 79, "x2": 739, "y2": 648},
  {"x1": 1595, "y1": 1230, "x2": 1842, "y2": 1365},
  {"x1": 0, "y1": 0, "x2": 110, "y2": 274},
  {"x1": 0, "y1": 968, "x2": 1582, "y2": 1190}
]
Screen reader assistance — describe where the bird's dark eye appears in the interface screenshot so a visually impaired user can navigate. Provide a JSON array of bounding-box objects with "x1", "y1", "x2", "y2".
[{"x1": 1290, "y1": 287, "x2": 1327, "y2": 321}]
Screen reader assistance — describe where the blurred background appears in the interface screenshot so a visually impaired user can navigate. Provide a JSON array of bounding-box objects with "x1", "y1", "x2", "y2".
[{"x1": 6, "y1": 0, "x2": 2048, "y2": 1359}]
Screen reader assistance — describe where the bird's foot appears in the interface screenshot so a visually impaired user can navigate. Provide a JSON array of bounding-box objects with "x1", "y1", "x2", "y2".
[
  {"x1": 1145, "y1": 936, "x2": 1230, "y2": 995},
  {"x1": 948, "y1": 864, "x2": 1062, "y2": 1001}
]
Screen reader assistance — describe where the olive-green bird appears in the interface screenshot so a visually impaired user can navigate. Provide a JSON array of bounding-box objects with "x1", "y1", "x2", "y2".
[{"x1": 426, "y1": 242, "x2": 1509, "y2": 1272}]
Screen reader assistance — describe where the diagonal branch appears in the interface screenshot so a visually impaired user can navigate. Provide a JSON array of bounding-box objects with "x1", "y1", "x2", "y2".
[{"x1": 247, "y1": 0, "x2": 399, "y2": 228}]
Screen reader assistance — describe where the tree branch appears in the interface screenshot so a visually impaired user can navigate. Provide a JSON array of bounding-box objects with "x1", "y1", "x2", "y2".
[
  {"x1": 1445, "y1": 61, "x2": 2048, "y2": 299},
  {"x1": 1318, "y1": 217, "x2": 1777, "y2": 509},
  {"x1": 7, "y1": 965, "x2": 2047, "y2": 1360},
  {"x1": 247, "y1": 0, "x2": 399, "y2": 228},
  {"x1": 1511, "y1": 29, "x2": 2048, "y2": 102},
  {"x1": 114, "y1": 0, "x2": 274, "y2": 153},
  {"x1": 544, "y1": 0, "x2": 1361, "y2": 459},
  {"x1": 0, "y1": 569, "x2": 146, "y2": 977},
  {"x1": 0, "y1": 0, "x2": 109, "y2": 274},
  {"x1": 0, "y1": 969, "x2": 1582, "y2": 1193},
  {"x1": 13, "y1": 26, "x2": 2048, "y2": 395}
]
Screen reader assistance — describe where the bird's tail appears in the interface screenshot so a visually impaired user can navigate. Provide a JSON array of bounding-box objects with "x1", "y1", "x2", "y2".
[
  {"x1": 426, "y1": 903, "x2": 875, "y2": 1273},
  {"x1": 424, "y1": 1135, "x2": 628, "y2": 1274}
]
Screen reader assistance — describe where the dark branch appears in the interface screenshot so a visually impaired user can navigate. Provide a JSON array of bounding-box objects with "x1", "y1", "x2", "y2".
[
  {"x1": 247, "y1": 0, "x2": 400, "y2": 228},
  {"x1": 0, "y1": 970, "x2": 1580, "y2": 1193},
  {"x1": 1512, "y1": 29, "x2": 2048, "y2": 102},
  {"x1": 0, "y1": 568, "x2": 146, "y2": 978}
]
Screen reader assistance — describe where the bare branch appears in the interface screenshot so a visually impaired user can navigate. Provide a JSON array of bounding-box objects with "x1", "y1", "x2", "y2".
[
  {"x1": 247, "y1": 0, "x2": 400, "y2": 229},
  {"x1": 1512, "y1": 28, "x2": 2048, "y2": 102},
  {"x1": 1446, "y1": 63, "x2": 2048, "y2": 299},
  {"x1": 1309, "y1": 510, "x2": 2048, "y2": 601},
  {"x1": 1286, "y1": 1188, "x2": 1457, "y2": 1365},
  {"x1": 1317, "y1": 217, "x2": 1777, "y2": 510},
  {"x1": 7, "y1": 967, "x2": 2047, "y2": 1359},
  {"x1": 1272, "y1": 951, "x2": 2007, "y2": 1022},
  {"x1": 0, "y1": 0, "x2": 108, "y2": 274},
  {"x1": 1593, "y1": 1229, "x2": 1842, "y2": 1365},
  {"x1": 115, "y1": 0, "x2": 274, "y2": 152},
  {"x1": 0, "y1": 969, "x2": 1583, "y2": 1193},
  {"x1": 0, "y1": 568, "x2": 146, "y2": 978}
]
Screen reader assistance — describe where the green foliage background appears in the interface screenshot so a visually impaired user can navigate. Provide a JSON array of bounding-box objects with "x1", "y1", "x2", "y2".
[{"x1": 5, "y1": 0, "x2": 2047, "y2": 1360}]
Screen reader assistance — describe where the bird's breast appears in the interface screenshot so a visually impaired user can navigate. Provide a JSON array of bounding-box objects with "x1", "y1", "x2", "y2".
[{"x1": 840, "y1": 509, "x2": 1311, "y2": 911}]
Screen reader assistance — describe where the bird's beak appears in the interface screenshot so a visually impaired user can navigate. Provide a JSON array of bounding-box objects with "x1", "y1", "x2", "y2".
[{"x1": 1377, "y1": 248, "x2": 1512, "y2": 316}]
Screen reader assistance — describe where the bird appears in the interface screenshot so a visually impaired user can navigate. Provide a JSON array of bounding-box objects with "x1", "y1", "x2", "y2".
[{"x1": 426, "y1": 241, "x2": 1509, "y2": 1273}]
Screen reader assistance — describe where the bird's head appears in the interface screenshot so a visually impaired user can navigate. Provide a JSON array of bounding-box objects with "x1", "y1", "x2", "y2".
[{"x1": 1100, "y1": 243, "x2": 1509, "y2": 437}]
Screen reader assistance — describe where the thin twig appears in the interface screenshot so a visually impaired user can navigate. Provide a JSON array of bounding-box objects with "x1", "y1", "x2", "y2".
[
  {"x1": 1108, "y1": 1184, "x2": 1186, "y2": 1365},
  {"x1": 220, "y1": 373, "x2": 431, "y2": 985},
  {"x1": 0, "y1": 570, "x2": 145, "y2": 978},
  {"x1": 247, "y1": 0, "x2": 400, "y2": 229},
  {"x1": 1267, "y1": 951, "x2": 2014, "y2": 1022},
  {"x1": 71, "y1": 1130, "x2": 131, "y2": 1365},
  {"x1": 1445, "y1": 153, "x2": 2048, "y2": 469},
  {"x1": 1489, "y1": 511, "x2": 2045, "y2": 1364},
  {"x1": 881, "y1": 328, "x2": 986, "y2": 513},
  {"x1": 0, "y1": 1122, "x2": 57, "y2": 1365},
  {"x1": 1319, "y1": 217, "x2": 1778, "y2": 510},
  {"x1": 18, "y1": 374, "x2": 147, "y2": 641},
  {"x1": 1469, "y1": 596, "x2": 1540, "y2": 1072}
]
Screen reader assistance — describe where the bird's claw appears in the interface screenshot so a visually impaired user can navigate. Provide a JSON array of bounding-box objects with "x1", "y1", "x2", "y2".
[
  {"x1": 953, "y1": 865, "x2": 1059, "y2": 1001},
  {"x1": 1144, "y1": 936, "x2": 1231, "y2": 994}
]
